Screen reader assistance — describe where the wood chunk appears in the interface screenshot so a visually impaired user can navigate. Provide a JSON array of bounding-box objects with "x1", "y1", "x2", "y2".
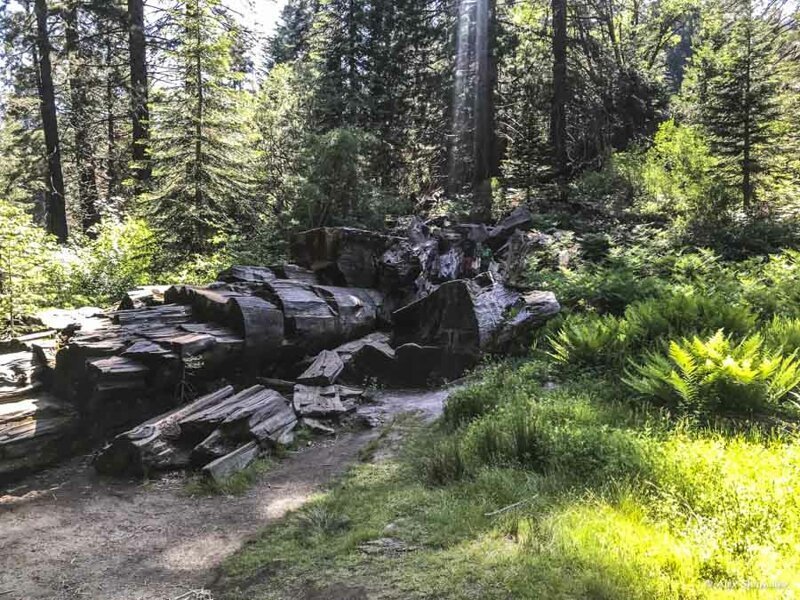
[
  {"x1": 269, "y1": 264, "x2": 319, "y2": 284},
  {"x1": 217, "y1": 265, "x2": 277, "y2": 284},
  {"x1": 290, "y1": 227, "x2": 401, "y2": 287},
  {"x1": 202, "y1": 441, "x2": 259, "y2": 484},
  {"x1": 293, "y1": 384, "x2": 349, "y2": 418},
  {"x1": 168, "y1": 333, "x2": 217, "y2": 357},
  {"x1": 302, "y1": 417, "x2": 336, "y2": 435},
  {"x1": 191, "y1": 429, "x2": 239, "y2": 466},
  {"x1": 118, "y1": 285, "x2": 170, "y2": 310},
  {"x1": 256, "y1": 377, "x2": 296, "y2": 396},
  {"x1": 179, "y1": 385, "x2": 268, "y2": 441},
  {"x1": 259, "y1": 281, "x2": 339, "y2": 347},
  {"x1": 297, "y1": 350, "x2": 344, "y2": 385},
  {"x1": 247, "y1": 400, "x2": 297, "y2": 446},
  {"x1": 227, "y1": 295, "x2": 284, "y2": 359},
  {"x1": 316, "y1": 286, "x2": 383, "y2": 339},
  {"x1": 0, "y1": 351, "x2": 43, "y2": 401},
  {"x1": 0, "y1": 393, "x2": 77, "y2": 480},
  {"x1": 487, "y1": 206, "x2": 534, "y2": 250},
  {"x1": 87, "y1": 356, "x2": 150, "y2": 380},
  {"x1": 94, "y1": 385, "x2": 235, "y2": 476}
]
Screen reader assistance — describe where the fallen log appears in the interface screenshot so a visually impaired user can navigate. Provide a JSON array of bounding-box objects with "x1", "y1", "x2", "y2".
[
  {"x1": 293, "y1": 384, "x2": 350, "y2": 418},
  {"x1": 202, "y1": 441, "x2": 259, "y2": 484},
  {"x1": 0, "y1": 393, "x2": 78, "y2": 480},
  {"x1": 297, "y1": 350, "x2": 344, "y2": 386},
  {"x1": 94, "y1": 385, "x2": 235, "y2": 476}
]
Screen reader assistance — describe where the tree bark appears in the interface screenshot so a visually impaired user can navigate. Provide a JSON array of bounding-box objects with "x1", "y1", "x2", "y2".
[
  {"x1": 471, "y1": 0, "x2": 498, "y2": 222},
  {"x1": 550, "y1": 0, "x2": 569, "y2": 193},
  {"x1": 128, "y1": 0, "x2": 151, "y2": 189},
  {"x1": 63, "y1": 3, "x2": 101, "y2": 234},
  {"x1": 34, "y1": 0, "x2": 68, "y2": 243}
]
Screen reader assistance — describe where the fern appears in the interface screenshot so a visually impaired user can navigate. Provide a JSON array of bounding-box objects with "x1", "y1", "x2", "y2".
[{"x1": 624, "y1": 330, "x2": 800, "y2": 416}]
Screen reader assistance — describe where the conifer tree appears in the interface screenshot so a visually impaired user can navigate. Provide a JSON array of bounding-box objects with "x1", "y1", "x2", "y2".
[{"x1": 689, "y1": 0, "x2": 787, "y2": 209}]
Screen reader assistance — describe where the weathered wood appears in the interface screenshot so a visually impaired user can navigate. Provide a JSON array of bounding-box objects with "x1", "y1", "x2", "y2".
[
  {"x1": 118, "y1": 285, "x2": 170, "y2": 310},
  {"x1": 112, "y1": 304, "x2": 192, "y2": 326},
  {"x1": 297, "y1": 350, "x2": 344, "y2": 385},
  {"x1": 202, "y1": 441, "x2": 259, "y2": 484},
  {"x1": 0, "y1": 351, "x2": 43, "y2": 400},
  {"x1": 179, "y1": 385, "x2": 282, "y2": 442},
  {"x1": 256, "y1": 377, "x2": 296, "y2": 396},
  {"x1": 487, "y1": 206, "x2": 534, "y2": 250},
  {"x1": 217, "y1": 265, "x2": 276, "y2": 284},
  {"x1": 291, "y1": 227, "x2": 402, "y2": 287},
  {"x1": 227, "y1": 295, "x2": 284, "y2": 359},
  {"x1": 270, "y1": 264, "x2": 319, "y2": 284},
  {"x1": 293, "y1": 384, "x2": 350, "y2": 418},
  {"x1": 259, "y1": 281, "x2": 339, "y2": 348},
  {"x1": 0, "y1": 393, "x2": 77, "y2": 480},
  {"x1": 317, "y1": 286, "x2": 383, "y2": 339},
  {"x1": 191, "y1": 429, "x2": 239, "y2": 466},
  {"x1": 94, "y1": 385, "x2": 235, "y2": 476}
]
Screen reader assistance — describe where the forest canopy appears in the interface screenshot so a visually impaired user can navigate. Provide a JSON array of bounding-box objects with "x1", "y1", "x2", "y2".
[{"x1": 0, "y1": 0, "x2": 798, "y2": 328}]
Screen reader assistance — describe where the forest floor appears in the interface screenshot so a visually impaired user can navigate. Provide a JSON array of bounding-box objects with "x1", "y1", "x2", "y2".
[{"x1": 0, "y1": 389, "x2": 450, "y2": 600}]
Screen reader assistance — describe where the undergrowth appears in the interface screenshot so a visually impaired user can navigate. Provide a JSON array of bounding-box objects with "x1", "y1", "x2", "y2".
[{"x1": 218, "y1": 241, "x2": 800, "y2": 599}]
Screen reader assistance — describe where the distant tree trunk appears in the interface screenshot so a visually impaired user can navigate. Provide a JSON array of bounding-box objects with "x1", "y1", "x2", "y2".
[
  {"x1": 106, "y1": 36, "x2": 120, "y2": 201},
  {"x1": 63, "y1": 3, "x2": 101, "y2": 235},
  {"x1": 191, "y1": 0, "x2": 204, "y2": 210},
  {"x1": 471, "y1": 0, "x2": 498, "y2": 222},
  {"x1": 128, "y1": 0, "x2": 151, "y2": 189},
  {"x1": 742, "y1": 24, "x2": 753, "y2": 211},
  {"x1": 550, "y1": 0, "x2": 568, "y2": 194},
  {"x1": 34, "y1": 0, "x2": 68, "y2": 242}
]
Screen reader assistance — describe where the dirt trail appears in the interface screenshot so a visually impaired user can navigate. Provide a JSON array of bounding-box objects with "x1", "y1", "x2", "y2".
[{"x1": 0, "y1": 389, "x2": 449, "y2": 600}]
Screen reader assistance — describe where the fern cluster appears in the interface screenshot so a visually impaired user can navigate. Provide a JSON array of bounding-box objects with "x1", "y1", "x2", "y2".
[
  {"x1": 624, "y1": 330, "x2": 800, "y2": 415},
  {"x1": 548, "y1": 294, "x2": 755, "y2": 369}
]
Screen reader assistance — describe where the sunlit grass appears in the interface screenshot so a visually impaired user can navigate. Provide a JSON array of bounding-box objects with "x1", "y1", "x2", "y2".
[{"x1": 219, "y1": 371, "x2": 800, "y2": 599}]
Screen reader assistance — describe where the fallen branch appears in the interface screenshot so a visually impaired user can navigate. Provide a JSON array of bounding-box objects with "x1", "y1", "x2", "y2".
[{"x1": 484, "y1": 497, "x2": 537, "y2": 517}]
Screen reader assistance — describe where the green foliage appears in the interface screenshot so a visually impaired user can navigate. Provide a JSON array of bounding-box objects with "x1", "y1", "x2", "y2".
[
  {"x1": 0, "y1": 199, "x2": 58, "y2": 333},
  {"x1": 549, "y1": 314, "x2": 633, "y2": 368},
  {"x1": 639, "y1": 119, "x2": 730, "y2": 219},
  {"x1": 64, "y1": 218, "x2": 158, "y2": 306},
  {"x1": 549, "y1": 293, "x2": 756, "y2": 369},
  {"x1": 625, "y1": 330, "x2": 800, "y2": 415},
  {"x1": 295, "y1": 127, "x2": 398, "y2": 229},
  {"x1": 146, "y1": 0, "x2": 258, "y2": 257}
]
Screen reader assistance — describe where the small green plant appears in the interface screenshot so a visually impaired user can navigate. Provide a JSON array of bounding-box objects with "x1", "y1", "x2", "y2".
[
  {"x1": 765, "y1": 316, "x2": 800, "y2": 353},
  {"x1": 548, "y1": 314, "x2": 632, "y2": 368},
  {"x1": 625, "y1": 330, "x2": 800, "y2": 415},
  {"x1": 420, "y1": 436, "x2": 466, "y2": 485}
]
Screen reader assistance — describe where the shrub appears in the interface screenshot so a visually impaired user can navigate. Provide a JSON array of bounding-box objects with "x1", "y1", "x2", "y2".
[
  {"x1": 0, "y1": 199, "x2": 59, "y2": 334},
  {"x1": 549, "y1": 314, "x2": 633, "y2": 368},
  {"x1": 623, "y1": 293, "x2": 756, "y2": 343},
  {"x1": 65, "y1": 218, "x2": 158, "y2": 306},
  {"x1": 764, "y1": 316, "x2": 800, "y2": 353},
  {"x1": 624, "y1": 330, "x2": 800, "y2": 416}
]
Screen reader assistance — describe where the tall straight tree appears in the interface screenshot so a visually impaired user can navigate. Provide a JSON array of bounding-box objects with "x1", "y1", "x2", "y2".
[
  {"x1": 147, "y1": 0, "x2": 256, "y2": 256},
  {"x1": 33, "y1": 0, "x2": 67, "y2": 242},
  {"x1": 550, "y1": 0, "x2": 568, "y2": 187},
  {"x1": 63, "y1": 2, "x2": 100, "y2": 233},
  {"x1": 128, "y1": 0, "x2": 150, "y2": 188},
  {"x1": 693, "y1": 0, "x2": 786, "y2": 210}
]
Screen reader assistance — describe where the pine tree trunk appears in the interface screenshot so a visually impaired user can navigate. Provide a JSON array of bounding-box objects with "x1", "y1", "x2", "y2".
[
  {"x1": 550, "y1": 0, "x2": 568, "y2": 195},
  {"x1": 63, "y1": 4, "x2": 101, "y2": 235},
  {"x1": 128, "y1": 0, "x2": 151, "y2": 189},
  {"x1": 471, "y1": 0, "x2": 498, "y2": 222},
  {"x1": 34, "y1": 0, "x2": 68, "y2": 243},
  {"x1": 106, "y1": 37, "x2": 120, "y2": 201}
]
